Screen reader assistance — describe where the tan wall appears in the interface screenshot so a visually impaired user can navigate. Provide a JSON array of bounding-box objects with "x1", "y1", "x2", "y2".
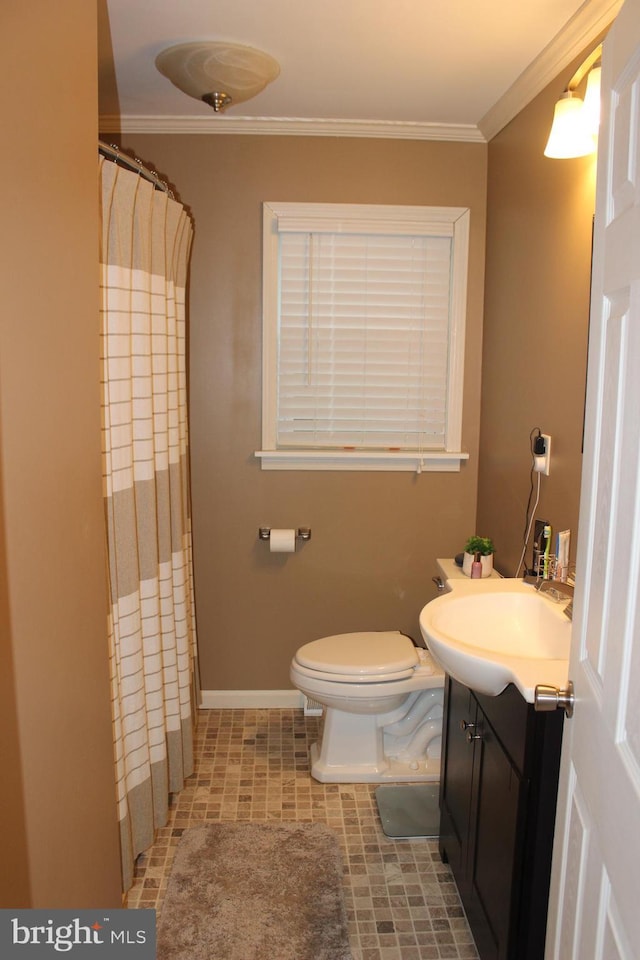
[
  {"x1": 477, "y1": 49, "x2": 598, "y2": 576},
  {"x1": 0, "y1": 453, "x2": 30, "y2": 902},
  {"x1": 0, "y1": 0, "x2": 121, "y2": 906},
  {"x1": 117, "y1": 134, "x2": 488, "y2": 691}
]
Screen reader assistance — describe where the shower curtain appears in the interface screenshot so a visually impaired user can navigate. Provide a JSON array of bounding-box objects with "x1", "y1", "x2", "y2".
[{"x1": 99, "y1": 156, "x2": 198, "y2": 892}]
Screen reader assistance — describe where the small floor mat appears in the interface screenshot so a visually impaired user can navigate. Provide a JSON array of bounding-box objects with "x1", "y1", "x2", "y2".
[
  {"x1": 375, "y1": 783, "x2": 440, "y2": 838},
  {"x1": 157, "y1": 822, "x2": 351, "y2": 960}
]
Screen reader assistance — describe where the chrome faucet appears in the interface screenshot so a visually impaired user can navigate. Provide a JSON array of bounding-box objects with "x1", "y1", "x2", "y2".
[
  {"x1": 532, "y1": 577, "x2": 574, "y2": 620},
  {"x1": 535, "y1": 578, "x2": 573, "y2": 598}
]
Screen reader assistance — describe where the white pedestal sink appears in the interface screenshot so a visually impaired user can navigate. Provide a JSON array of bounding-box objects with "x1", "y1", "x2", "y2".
[{"x1": 419, "y1": 578, "x2": 571, "y2": 702}]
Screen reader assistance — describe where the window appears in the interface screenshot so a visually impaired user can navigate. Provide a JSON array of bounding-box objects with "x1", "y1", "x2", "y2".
[{"x1": 256, "y1": 202, "x2": 470, "y2": 471}]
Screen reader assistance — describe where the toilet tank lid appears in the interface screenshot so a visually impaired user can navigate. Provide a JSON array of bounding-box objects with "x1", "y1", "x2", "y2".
[{"x1": 295, "y1": 631, "x2": 419, "y2": 677}]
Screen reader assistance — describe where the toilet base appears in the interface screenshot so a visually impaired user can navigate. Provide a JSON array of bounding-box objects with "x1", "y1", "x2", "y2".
[
  {"x1": 307, "y1": 692, "x2": 443, "y2": 784},
  {"x1": 309, "y1": 740, "x2": 441, "y2": 783}
]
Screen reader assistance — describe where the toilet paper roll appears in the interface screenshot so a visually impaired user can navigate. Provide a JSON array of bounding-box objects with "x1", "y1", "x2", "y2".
[{"x1": 269, "y1": 529, "x2": 297, "y2": 553}]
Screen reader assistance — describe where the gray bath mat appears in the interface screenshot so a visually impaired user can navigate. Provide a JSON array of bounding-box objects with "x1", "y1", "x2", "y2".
[
  {"x1": 375, "y1": 784, "x2": 440, "y2": 838},
  {"x1": 157, "y1": 821, "x2": 352, "y2": 960}
]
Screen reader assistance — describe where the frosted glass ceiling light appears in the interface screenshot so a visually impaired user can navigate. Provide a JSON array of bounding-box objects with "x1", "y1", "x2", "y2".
[
  {"x1": 543, "y1": 43, "x2": 602, "y2": 159},
  {"x1": 155, "y1": 41, "x2": 280, "y2": 112}
]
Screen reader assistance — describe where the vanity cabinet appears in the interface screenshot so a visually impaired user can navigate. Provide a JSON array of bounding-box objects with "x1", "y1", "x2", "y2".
[{"x1": 439, "y1": 676, "x2": 564, "y2": 960}]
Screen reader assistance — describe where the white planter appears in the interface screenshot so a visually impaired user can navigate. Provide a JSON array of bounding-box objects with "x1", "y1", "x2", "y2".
[{"x1": 462, "y1": 551, "x2": 494, "y2": 578}]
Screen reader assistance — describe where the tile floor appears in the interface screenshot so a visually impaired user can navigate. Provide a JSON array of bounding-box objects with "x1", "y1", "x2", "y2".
[{"x1": 127, "y1": 708, "x2": 479, "y2": 960}]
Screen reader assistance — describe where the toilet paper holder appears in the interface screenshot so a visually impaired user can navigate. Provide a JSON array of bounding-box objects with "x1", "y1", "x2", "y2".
[{"x1": 258, "y1": 527, "x2": 312, "y2": 542}]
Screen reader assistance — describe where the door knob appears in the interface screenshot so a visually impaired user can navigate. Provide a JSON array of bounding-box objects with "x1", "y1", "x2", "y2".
[{"x1": 534, "y1": 681, "x2": 574, "y2": 718}]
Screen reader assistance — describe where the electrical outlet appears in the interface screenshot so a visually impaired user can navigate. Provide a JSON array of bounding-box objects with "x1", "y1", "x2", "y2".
[
  {"x1": 533, "y1": 433, "x2": 551, "y2": 475},
  {"x1": 541, "y1": 433, "x2": 551, "y2": 475}
]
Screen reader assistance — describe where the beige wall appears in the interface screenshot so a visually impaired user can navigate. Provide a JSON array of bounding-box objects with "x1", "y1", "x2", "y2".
[
  {"x1": 0, "y1": 0, "x2": 121, "y2": 906},
  {"x1": 477, "y1": 49, "x2": 598, "y2": 576},
  {"x1": 117, "y1": 134, "x2": 488, "y2": 691},
  {"x1": 0, "y1": 456, "x2": 30, "y2": 902}
]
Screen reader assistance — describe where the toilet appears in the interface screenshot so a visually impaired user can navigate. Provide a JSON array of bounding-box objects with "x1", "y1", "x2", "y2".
[{"x1": 290, "y1": 630, "x2": 445, "y2": 783}]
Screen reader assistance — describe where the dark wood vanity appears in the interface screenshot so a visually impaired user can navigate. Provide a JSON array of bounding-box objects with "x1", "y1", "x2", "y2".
[{"x1": 439, "y1": 675, "x2": 564, "y2": 960}]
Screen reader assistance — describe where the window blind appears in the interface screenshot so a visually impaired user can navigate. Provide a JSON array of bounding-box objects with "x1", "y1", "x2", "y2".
[{"x1": 277, "y1": 231, "x2": 453, "y2": 450}]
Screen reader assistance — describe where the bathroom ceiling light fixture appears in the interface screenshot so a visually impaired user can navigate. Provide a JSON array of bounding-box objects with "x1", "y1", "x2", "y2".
[
  {"x1": 155, "y1": 41, "x2": 280, "y2": 113},
  {"x1": 544, "y1": 44, "x2": 602, "y2": 159}
]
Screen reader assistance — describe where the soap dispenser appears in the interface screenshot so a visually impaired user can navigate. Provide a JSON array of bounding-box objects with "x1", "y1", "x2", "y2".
[{"x1": 471, "y1": 551, "x2": 482, "y2": 579}]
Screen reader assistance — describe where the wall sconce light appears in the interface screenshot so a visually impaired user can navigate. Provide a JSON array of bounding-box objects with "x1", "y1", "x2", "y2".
[
  {"x1": 544, "y1": 45, "x2": 602, "y2": 158},
  {"x1": 155, "y1": 41, "x2": 280, "y2": 113},
  {"x1": 582, "y1": 64, "x2": 602, "y2": 136}
]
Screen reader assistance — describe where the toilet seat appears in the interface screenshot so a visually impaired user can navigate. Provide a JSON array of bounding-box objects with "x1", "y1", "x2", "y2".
[{"x1": 294, "y1": 631, "x2": 419, "y2": 683}]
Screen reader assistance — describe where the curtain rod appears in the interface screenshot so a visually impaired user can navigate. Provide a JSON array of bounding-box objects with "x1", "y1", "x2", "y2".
[{"x1": 98, "y1": 141, "x2": 171, "y2": 195}]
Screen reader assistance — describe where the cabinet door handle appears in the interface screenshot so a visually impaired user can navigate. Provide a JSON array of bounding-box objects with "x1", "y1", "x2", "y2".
[{"x1": 459, "y1": 719, "x2": 482, "y2": 742}]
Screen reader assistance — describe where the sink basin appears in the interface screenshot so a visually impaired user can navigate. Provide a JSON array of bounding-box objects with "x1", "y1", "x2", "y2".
[{"x1": 419, "y1": 579, "x2": 571, "y2": 702}]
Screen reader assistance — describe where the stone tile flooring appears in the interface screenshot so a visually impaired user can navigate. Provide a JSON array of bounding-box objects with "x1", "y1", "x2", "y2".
[{"x1": 127, "y1": 708, "x2": 478, "y2": 960}]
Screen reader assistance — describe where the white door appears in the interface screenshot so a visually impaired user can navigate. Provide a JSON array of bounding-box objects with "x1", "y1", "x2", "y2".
[{"x1": 546, "y1": 1, "x2": 640, "y2": 956}]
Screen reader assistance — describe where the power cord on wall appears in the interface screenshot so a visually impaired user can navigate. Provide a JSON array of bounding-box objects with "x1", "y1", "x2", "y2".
[{"x1": 514, "y1": 428, "x2": 543, "y2": 578}]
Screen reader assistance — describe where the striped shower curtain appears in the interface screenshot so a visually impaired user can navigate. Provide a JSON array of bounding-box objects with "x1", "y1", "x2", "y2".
[{"x1": 99, "y1": 156, "x2": 198, "y2": 892}]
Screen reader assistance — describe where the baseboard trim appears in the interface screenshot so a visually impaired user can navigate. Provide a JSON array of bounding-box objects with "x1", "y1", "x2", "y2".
[{"x1": 199, "y1": 689, "x2": 304, "y2": 709}]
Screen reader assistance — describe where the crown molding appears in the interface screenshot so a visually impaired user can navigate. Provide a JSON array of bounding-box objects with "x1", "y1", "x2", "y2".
[
  {"x1": 99, "y1": 114, "x2": 486, "y2": 143},
  {"x1": 478, "y1": 0, "x2": 623, "y2": 141},
  {"x1": 100, "y1": 1, "x2": 623, "y2": 145}
]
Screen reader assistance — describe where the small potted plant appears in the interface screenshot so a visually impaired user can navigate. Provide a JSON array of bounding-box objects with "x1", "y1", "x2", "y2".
[{"x1": 462, "y1": 536, "x2": 495, "y2": 578}]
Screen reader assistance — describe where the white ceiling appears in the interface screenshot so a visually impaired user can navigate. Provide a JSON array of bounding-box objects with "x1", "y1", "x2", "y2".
[{"x1": 99, "y1": 0, "x2": 621, "y2": 140}]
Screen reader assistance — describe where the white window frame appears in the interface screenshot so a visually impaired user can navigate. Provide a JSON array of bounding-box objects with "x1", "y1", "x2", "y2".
[{"x1": 256, "y1": 201, "x2": 471, "y2": 471}]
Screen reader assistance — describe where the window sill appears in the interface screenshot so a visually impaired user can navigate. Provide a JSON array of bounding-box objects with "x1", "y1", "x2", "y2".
[{"x1": 254, "y1": 450, "x2": 470, "y2": 472}]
